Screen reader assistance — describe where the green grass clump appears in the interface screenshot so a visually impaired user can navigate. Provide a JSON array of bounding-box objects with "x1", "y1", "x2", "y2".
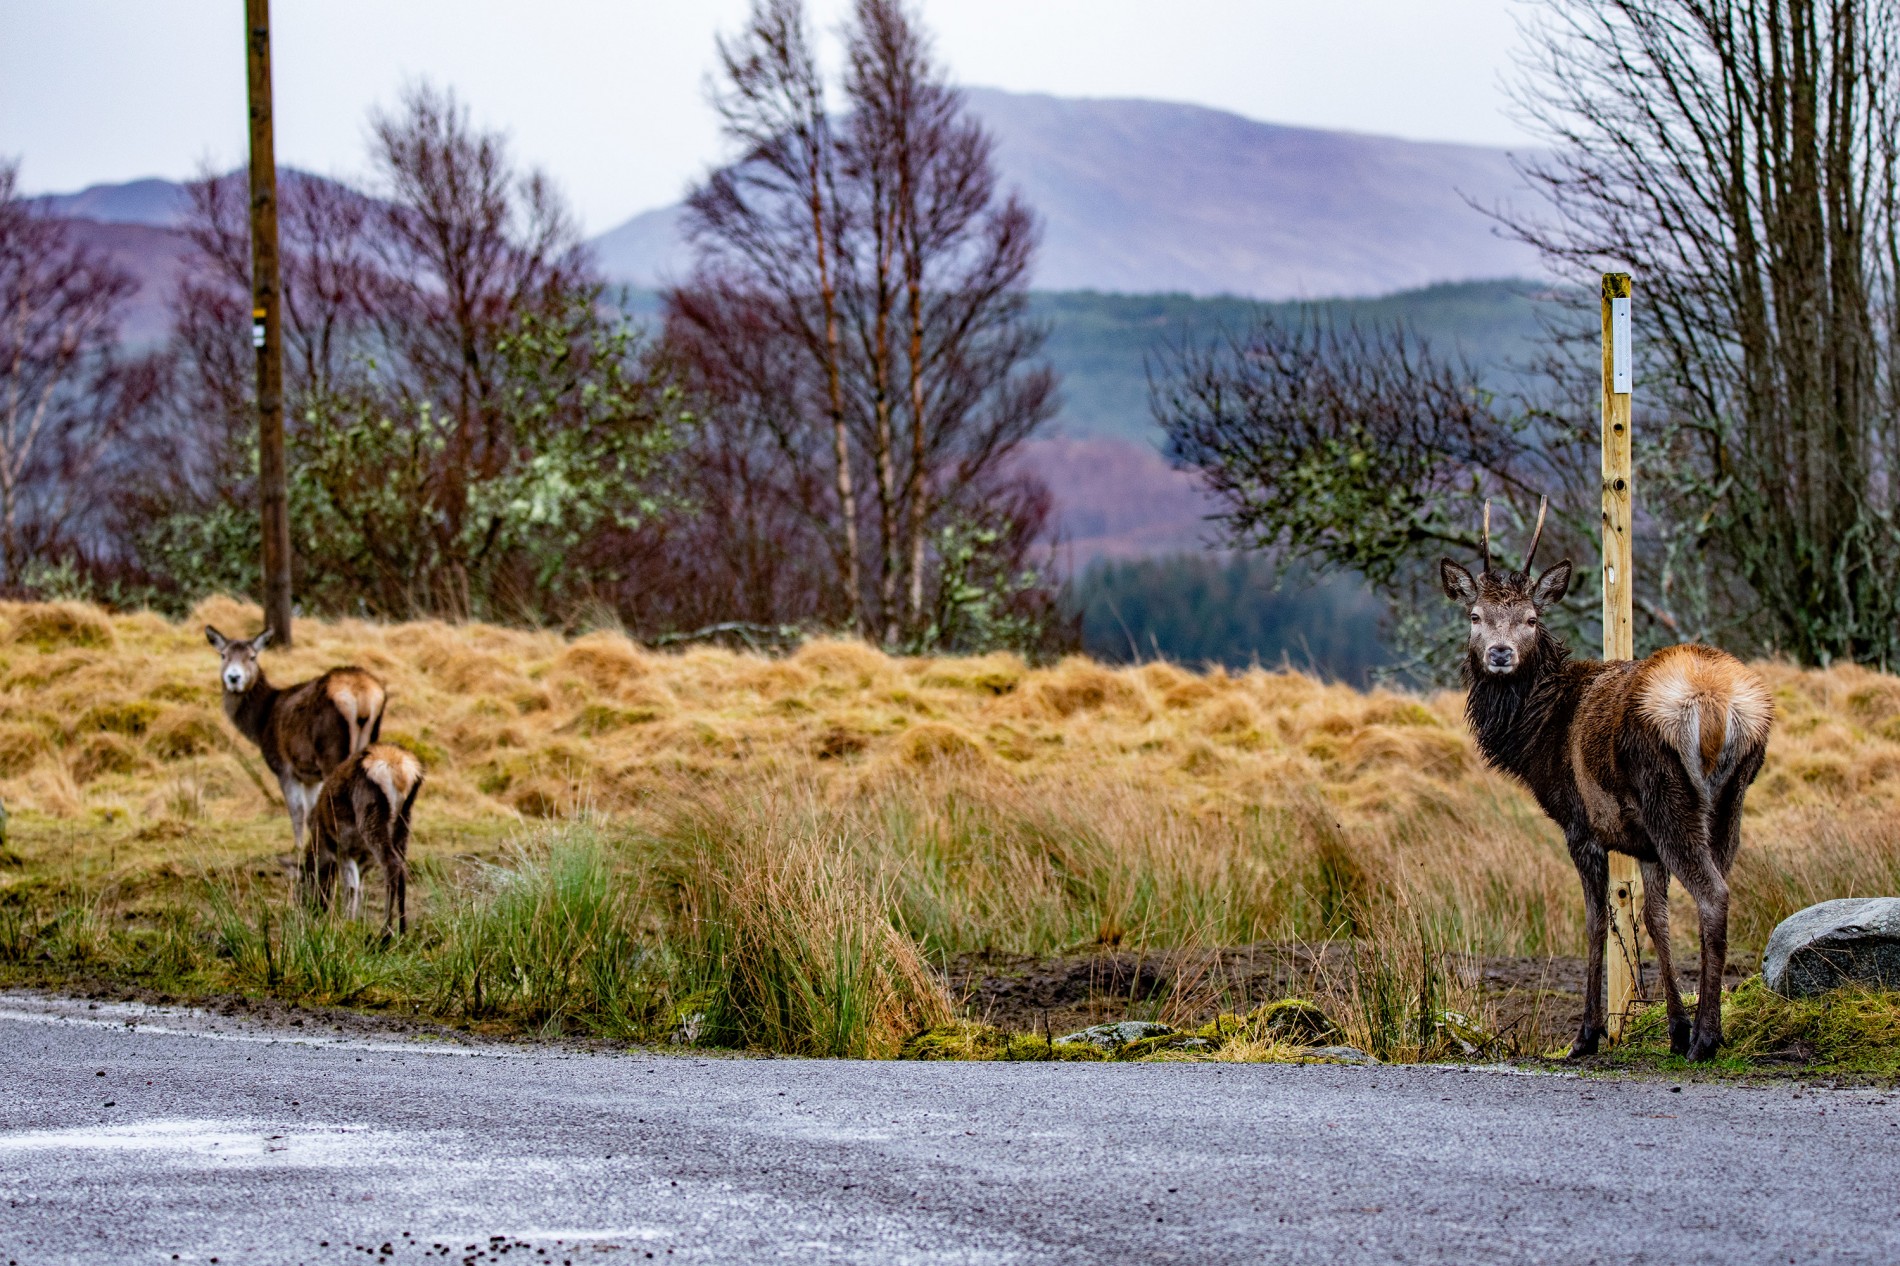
[
  {"x1": 1615, "y1": 978, "x2": 1900, "y2": 1077},
  {"x1": 653, "y1": 809, "x2": 954, "y2": 1058},
  {"x1": 1722, "y1": 979, "x2": 1900, "y2": 1072},
  {"x1": 430, "y1": 831, "x2": 662, "y2": 1036}
]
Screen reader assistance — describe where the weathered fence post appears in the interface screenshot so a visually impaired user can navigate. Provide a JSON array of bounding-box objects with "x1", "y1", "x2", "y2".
[{"x1": 1600, "y1": 272, "x2": 1643, "y2": 1040}]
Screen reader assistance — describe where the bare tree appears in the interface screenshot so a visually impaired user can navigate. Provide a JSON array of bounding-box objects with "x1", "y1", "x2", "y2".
[
  {"x1": 367, "y1": 83, "x2": 598, "y2": 616},
  {"x1": 134, "y1": 89, "x2": 681, "y2": 622},
  {"x1": 846, "y1": 0, "x2": 1035, "y2": 632},
  {"x1": 674, "y1": 0, "x2": 1058, "y2": 647},
  {"x1": 1502, "y1": 0, "x2": 1900, "y2": 665},
  {"x1": 0, "y1": 159, "x2": 158, "y2": 582},
  {"x1": 690, "y1": 0, "x2": 863, "y2": 632}
]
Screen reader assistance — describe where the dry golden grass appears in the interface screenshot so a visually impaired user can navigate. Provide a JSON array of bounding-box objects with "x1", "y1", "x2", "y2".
[{"x1": 1, "y1": 595, "x2": 1897, "y2": 972}]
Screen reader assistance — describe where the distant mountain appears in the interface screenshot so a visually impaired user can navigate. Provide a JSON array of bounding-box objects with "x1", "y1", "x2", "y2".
[
  {"x1": 30, "y1": 177, "x2": 190, "y2": 228},
  {"x1": 54, "y1": 218, "x2": 192, "y2": 348},
  {"x1": 593, "y1": 88, "x2": 1545, "y2": 298}
]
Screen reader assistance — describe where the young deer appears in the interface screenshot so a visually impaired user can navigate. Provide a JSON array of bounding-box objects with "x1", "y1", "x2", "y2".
[
  {"x1": 1440, "y1": 504, "x2": 1772, "y2": 1061},
  {"x1": 205, "y1": 626, "x2": 387, "y2": 856},
  {"x1": 304, "y1": 743, "x2": 423, "y2": 936}
]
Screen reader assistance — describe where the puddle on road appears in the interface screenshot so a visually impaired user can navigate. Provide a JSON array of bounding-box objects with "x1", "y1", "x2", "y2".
[
  {"x1": 0, "y1": 994, "x2": 526, "y2": 1059},
  {"x1": 0, "y1": 1118, "x2": 411, "y2": 1166}
]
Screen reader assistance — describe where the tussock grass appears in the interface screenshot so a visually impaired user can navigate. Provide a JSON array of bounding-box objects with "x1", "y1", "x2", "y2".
[
  {"x1": 0, "y1": 598, "x2": 1897, "y2": 1059},
  {"x1": 1616, "y1": 978, "x2": 1900, "y2": 1077}
]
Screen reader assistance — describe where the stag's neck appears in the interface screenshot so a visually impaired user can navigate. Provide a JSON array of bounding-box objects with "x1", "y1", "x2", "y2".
[
  {"x1": 224, "y1": 672, "x2": 284, "y2": 759},
  {"x1": 1462, "y1": 633, "x2": 1582, "y2": 782}
]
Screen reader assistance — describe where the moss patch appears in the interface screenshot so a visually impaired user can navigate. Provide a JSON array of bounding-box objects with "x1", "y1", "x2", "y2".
[
  {"x1": 900, "y1": 999, "x2": 1348, "y2": 1063},
  {"x1": 1596, "y1": 977, "x2": 1900, "y2": 1079}
]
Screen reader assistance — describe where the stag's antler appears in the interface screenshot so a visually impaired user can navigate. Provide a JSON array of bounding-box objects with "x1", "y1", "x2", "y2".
[
  {"x1": 1480, "y1": 500, "x2": 1492, "y2": 575},
  {"x1": 1524, "y1": 495, "x2": 1549, "y2": 574}
]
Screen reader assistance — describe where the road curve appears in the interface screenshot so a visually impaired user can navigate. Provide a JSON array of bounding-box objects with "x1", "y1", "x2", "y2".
[{"x1": 0, "y1": 993, "x2": 1894, "y2": 1265}]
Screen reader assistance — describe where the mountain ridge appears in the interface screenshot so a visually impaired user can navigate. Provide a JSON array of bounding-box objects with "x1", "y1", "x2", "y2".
[{"x1": 594, "y1": 87, "x2": 1546, "y2": 299}]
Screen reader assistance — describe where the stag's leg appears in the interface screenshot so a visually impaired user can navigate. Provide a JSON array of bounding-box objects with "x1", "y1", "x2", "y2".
[
  {"x1": 393, "y1": 852, "x2": 407, "y2": 936},
  {"x1": 311, "y1": 851, "x2": 337, "y2": 914},
  {"x1": 1710, "y1": 758, "x2": 1756, "y2": 878},
  {"x1": 1676, "y1": 856, "x2": 1730, "y2": 1062},
  {"x1": 280, "y1": 777, "x2": 309, "y2": 857},
  {"x1": 1641, "y1": 861, "x2": 1691, "y2": 1056},
  {"x1": 343, "y1": 858, "x2": 363, "y2": 921},
  {"x1": 1569, "y1": 840, "x2": 1610, "y2": 1058},
  {"x1": 379, "y1": 856, "x2": 408, "y2": 939},
  {"x1": 298, "y1": 841, "x2": 319, "y2": 908}
]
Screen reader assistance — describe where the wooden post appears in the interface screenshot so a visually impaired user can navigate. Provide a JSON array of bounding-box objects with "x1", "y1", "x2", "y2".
[
  {"x1": 1601, "y1": 272, "x2": 1642, "y2": 1040},
  {"x1": 247, "y1": 0, "x2": 294, "y2": 646}
]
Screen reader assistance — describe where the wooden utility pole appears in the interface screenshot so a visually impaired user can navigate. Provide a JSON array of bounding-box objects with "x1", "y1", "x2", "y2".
[
  {"x1": 247, "y1": 0, "x2": 294, "y2": 645},
  {"x1": 1601, "y1": 272, "x2": 1642, "y2": 1040}
]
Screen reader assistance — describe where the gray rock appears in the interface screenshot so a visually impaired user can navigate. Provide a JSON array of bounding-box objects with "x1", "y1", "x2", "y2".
[
  {"x1": 1053, "y1": 1021, "x2": 1175, "y2": 1048},
  {"x1": 1762, "y1": 898, "x2": 1900, "y2": 996},
  {"x1": 1304, "y1": 1045, "x2": 1378, "y2": 1065}
]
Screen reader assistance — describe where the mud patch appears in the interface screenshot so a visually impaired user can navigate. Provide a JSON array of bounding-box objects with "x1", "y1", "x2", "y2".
[{"x1": 947, "y1": 944, "x2": 1756, "y2": 1057}]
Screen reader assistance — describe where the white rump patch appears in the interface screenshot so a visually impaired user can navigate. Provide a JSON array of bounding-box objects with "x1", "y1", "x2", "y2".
[
  {"x1": 364, "y1": 750, "x2": 421, "y2": 816},
  {"x1": 1637, "y1": 651, "x2": 1774, "y2": 790}
]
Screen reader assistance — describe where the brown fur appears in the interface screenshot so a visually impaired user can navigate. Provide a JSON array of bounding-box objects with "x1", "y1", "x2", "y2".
[
  {"x1": 304, "y1": 743, "x2": 423, "y2": 936},
  {"x1": 206, "y1": 625, "x2": 388, "y2": 854},
  {"x1": 1441, "y1": 553, "x2": 1772, "y2": 1062}
]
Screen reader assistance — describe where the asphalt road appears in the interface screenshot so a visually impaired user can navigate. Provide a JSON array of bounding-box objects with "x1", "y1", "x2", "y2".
[{"x1": 1, "y1": 993, "x2": 1896, "y2": 1266}]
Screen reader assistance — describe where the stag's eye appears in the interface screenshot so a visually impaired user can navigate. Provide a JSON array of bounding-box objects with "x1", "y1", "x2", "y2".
[
  {"x1": 1469, "y1": 614, "x2": 1480, "y2": 624},
  {"x1": 1526, "y1": 616, "x2": 1538, "y2": 627}
]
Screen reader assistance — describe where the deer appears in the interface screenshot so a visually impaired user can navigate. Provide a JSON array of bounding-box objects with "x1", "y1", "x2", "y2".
[
  {"x1": 205, "y1": 625, "x2": 388, "y2": 860},
  {"x1": 304, "y1": 743, "x2": 423, "y2": 936},
  {"x1": 1440, "y1": 502, "x2": 1773, "y2": 1061}
]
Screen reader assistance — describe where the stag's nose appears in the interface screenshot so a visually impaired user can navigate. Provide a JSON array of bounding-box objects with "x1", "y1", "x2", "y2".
[{"x1": 1485, "y1": 645, "x2": 1516, "y2": 672}]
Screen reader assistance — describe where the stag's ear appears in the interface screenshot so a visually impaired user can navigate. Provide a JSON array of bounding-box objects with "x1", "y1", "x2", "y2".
[
  {"x1": 1531, "y1": 560, "x2": 1573, "y2": 610},
  {"x1": 252, "y1": 627, "x2": 274, "y2": 651},
  {"x1": 205, "y1": 625, "x2": 228, "y2": 651},
  {"x1": 1440, "y1": 559, "x2": 1478, "y2": 604}
]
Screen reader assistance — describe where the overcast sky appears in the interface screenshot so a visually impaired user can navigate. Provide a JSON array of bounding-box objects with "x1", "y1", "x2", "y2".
[{"x1": 1, "y1": 1, "x2": 1533, "y2": 234}]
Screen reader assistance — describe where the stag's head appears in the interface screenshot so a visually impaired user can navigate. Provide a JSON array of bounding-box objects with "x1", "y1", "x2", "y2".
[
  {"x1": 205, "y1": 625, "x2": 273, "y2": 694},
  {"x1": 1439, "y1": 499, "x2": 1572, "y2": 676}
]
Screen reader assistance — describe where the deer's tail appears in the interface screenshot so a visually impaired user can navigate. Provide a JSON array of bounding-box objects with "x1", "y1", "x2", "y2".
[{"x1": 1636, "y1": 646, "x2": 1774, "y2": 790}]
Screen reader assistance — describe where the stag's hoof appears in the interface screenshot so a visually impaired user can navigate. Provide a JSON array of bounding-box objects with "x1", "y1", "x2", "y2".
[
  {"x1": 1686, "y1": 1032, "x2": 1721, "y2": 1063},
  {"x1": 1566, "y1": 1028, "x2": 1602, "y2": 1059},
  {"x1": 1669, "y1": 1018, "x2": 1694, "y2": 1056}
]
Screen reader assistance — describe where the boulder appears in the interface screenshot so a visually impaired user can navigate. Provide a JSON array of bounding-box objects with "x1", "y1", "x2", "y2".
[
  {"x1": 1053, "y1": 1020, "x2": 1175, "y2": 1049},
  {"x1": 1762, "y1": 898, "x2": 1900, "y2": 997}
]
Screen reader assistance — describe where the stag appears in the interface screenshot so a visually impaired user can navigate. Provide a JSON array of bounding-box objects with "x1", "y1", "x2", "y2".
[{"x1": 1440, "y1": 503, "x2": 1772, "y2": 1060}]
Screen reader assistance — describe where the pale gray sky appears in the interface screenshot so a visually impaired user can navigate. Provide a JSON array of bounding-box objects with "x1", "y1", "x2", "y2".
[{"x1": 1, "y1": 1, "x2": 1532, "y2": 233}]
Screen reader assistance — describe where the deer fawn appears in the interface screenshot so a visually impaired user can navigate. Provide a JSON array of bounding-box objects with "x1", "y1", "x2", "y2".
[
  {"x1": 305, "y1": 744, "x2": 423, "y2": 936},
  {"x1": 1440, "y1": 503, "x2": 1772, "y2": 1061},
  {"x1": 205, "y1": 626, "x2": 387, "y2": 857}
]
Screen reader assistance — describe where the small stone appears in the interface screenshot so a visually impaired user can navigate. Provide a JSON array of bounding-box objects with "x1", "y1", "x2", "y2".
[
  {"x1": 1304, "y1": 1045, "x2": 1377, "y2": 1065},
  {"x1": 1762, "y1": 898, "x2": 1900, "y2": 996},
  {"x1": 1053, "y1": 1020, "x2": 1175, "y2": 1048}
]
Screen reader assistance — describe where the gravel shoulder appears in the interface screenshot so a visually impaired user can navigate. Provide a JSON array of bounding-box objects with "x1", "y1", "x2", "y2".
[{"x1": 3, "y1": 991, "x2": 1898, "y2": 1265}]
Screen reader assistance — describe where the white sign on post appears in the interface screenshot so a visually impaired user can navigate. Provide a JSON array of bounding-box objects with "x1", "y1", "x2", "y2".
[{"x1": 1611, "y1": 296, "x2": 1632, "y2": 394}]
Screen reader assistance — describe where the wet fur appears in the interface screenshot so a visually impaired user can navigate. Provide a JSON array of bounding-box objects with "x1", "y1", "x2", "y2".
[
  {"x1": 1444, "y1": 562, "x2": 1772, "y2": 1062},
  {"x1": 303, "y1": 744, "x2": 423, "y2": 936}
]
